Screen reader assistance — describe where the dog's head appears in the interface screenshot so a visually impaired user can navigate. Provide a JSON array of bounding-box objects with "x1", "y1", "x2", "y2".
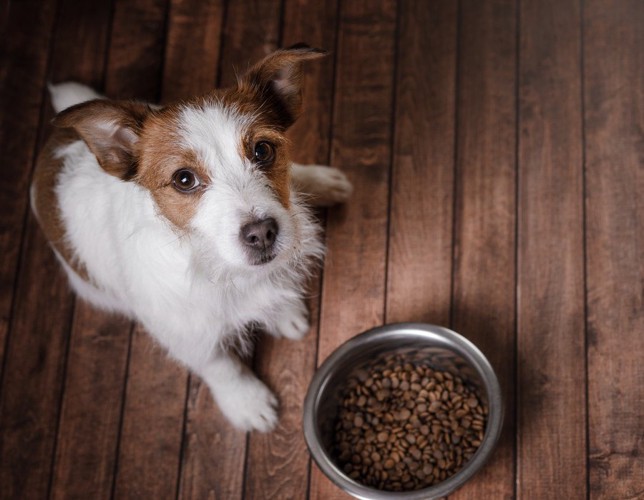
[{"x1": 54, "y1": 45, "x2": 325, "y2": 272}]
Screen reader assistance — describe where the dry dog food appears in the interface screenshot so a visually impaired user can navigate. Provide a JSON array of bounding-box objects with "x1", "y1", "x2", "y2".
[{"x1": 332, "y1": 354, "x2": 488, "y2": 491}]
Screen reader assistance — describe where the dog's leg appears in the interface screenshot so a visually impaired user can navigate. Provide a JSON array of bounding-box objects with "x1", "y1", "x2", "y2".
[
  {"x1": 291, "y1": 163, "x2": 353, "y2": 207},
  {"x1": 265, "y1": 298, "x2": 310, "y2": 341},
  {"x1": 191, "y1": 351, "x2": 279, "y2": 432}
]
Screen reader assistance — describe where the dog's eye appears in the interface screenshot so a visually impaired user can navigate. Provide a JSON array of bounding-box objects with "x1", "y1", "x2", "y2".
[
  {"x1": 172, "y1": 169, "x2": 201, "y2": 193},
  {"x1": 254, "y1": 141, "x2": 275, "y2": 166}
]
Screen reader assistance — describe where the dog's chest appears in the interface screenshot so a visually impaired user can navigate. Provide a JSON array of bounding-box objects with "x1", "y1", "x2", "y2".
[{"x1": 207, "y1": 274, "x2": 296, "y2": 324}]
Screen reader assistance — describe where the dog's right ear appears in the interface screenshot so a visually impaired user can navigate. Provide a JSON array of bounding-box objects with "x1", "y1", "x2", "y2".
[
  {"x1": 52, "y1": 100, "x2": 152, "y2": 180},
  {"x1": 237, "y1": 44, "x2": 327, "y2": 130}
]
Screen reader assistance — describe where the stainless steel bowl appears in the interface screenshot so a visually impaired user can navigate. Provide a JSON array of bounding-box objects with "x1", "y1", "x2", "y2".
[{"x1": 303, "y1": 323, "x2": 503, "y2": 500}]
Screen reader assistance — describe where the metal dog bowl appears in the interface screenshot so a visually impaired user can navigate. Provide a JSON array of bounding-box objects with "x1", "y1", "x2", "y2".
[{"x1": 303, "y1": 323, "x2": 503, "y2": 500}]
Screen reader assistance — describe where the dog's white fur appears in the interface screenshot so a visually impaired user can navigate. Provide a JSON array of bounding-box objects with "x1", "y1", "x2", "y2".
[{"x1": 33, "y1": 54, "x2": 352, "y2": 432}]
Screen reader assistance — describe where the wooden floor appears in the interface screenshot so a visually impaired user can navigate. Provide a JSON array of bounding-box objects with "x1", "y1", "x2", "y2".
[{"x1": 1, "y1": 0, "x2": 642, "y2": 498}]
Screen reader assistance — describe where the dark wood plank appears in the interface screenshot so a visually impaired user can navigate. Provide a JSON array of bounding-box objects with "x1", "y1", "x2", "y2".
[
  {"x1": 179, "y1": 382, "x2": 247, "y2": 500},
  {"x1": 106, "y1": 0, "x2": 169, "y2": 102},
  {"x1": 584, "y1": 0, "x2": 644, "y2": 497},
  {"x1": 114, "y1": 326, "x2": 186, "y2": 499},
  {"x1": 386, "y1": 0, "x2": 457, "y2": 326},
  {"x1": 309, "y1": 1, "x2": 397, "y2": 498},
  {"x1": 37, "y1": 1, "x2": 130, "y2": 498},
  {"x1": 51, "y1": 313, "x2": 132, "y2": 500},
  {"x1": 0, "y1": 0, "x2": 10, "y2": 39},
  {"x1": 449, "y1": 0, "x2": 517, "y2": 498},
  {"x1": 0, "y1": 1, "x2": 77, "y2": 498},
  {"x1": 243, "y1": 2, "x2": 339, "y2": 498},
  {"x1": 283, "y1": 0, "x2": 339, "y2": 165},
  {"x1": 0, "y1": 0, "x2": 57, "y2": 376},
  {"x1": 217, "y1": 0, "x2": 282, "y2": 89},
  {"x1": 115, "y1": 1, "x2": 223, "y2": 498},
  {"x1": 161, "y1": 0, "x2": 224, "y2": 102},
  {"x1": 517, "y1": 0, "x2": 586, "y2": 497},
  {"x1": 0, "y1": 223, "x2": 74, "y2": 500},
  {"x1": 176, "y1": 1, "x2": 280, "y2": 498}
]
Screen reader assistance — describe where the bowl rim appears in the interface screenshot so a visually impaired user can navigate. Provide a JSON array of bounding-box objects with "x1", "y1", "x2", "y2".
[{"x1": 303, "y1": 322, "x2": 504, "y2": 500}]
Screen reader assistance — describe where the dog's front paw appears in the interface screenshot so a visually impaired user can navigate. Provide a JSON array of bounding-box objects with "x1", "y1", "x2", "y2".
[
  {"x1": 216, "y1": 375, "x2": 279, "y2": 432},
  {"x1": 292, "y1": 164, "x2": 353, "y2": 207},
  {"x1": 271, "y1": 301, "x2": 310, "y2": 340}
]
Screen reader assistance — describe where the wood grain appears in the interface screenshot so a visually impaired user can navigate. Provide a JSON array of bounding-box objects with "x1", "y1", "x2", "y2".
[
  {"x1": 217, "y1": 0, "x2": 282, "y2": 89},
  {"x1": 0, "y1": 222, "x2": 74, "y2": 499},
  {"x1": 517, "y1": 0, "x2": 586, "y2": 497},
  {"x1": 176, "y1": 1, "x2": 278, "y2": 498},
  {"x1": 38, "y1": 1, "x2": 129, "y2": 498},
  {"x1": 450, "y1": 0, "x2": 517, "y2": 498},
  {"x1": 114, "y1": 326, "x2": 186, "y2": 500},
  {"x1": 106, "y1": 0, "x2": 169, "y2": 101},
  {"x1": 0, "y1": 0, "x2": 75, "y2": 498},
  {"x1": 51, "y1": 311, "x2": 132, "y2": 500},
  {"x1": 1, "y1": 1, "x2": 642, "y2": 497},
  {"x1": 161, "y1": 0, "x2": 224, "y2": 102},
  {"x1": 243, "y1": 2, "x2": 339, "y2": 498},
  {"x1": 178, "y1": 380, "x2": 248, "y2": 500},
  {"x1": 0, "y1": 0, "x2": 57, "y2": 374},
  {"x1": 309, "y1": 1, "x2": 397, "y2": 498},
  {"x1": 584, "y1": 0, "x2": 644, "y2": 497},
  {"x1": 316, "y1": 0, "x2": 397, "y2": 361},
  {"x1": 386, "y1": 0, "x2": 457, "y2": 326}
]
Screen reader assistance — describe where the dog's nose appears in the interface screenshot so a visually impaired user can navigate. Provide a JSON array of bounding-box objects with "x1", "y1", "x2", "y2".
[{"x1": 240, "y1": 218, "x2": 279, "y2": 250}]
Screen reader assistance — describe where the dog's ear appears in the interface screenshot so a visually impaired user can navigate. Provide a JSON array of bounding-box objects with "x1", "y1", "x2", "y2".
[
  {"x1": 237, "y1": 43, "x2": 327, "y2": 130},
  {"x1": 52, "y1": 100, "x2": 152, "y2": 180}
]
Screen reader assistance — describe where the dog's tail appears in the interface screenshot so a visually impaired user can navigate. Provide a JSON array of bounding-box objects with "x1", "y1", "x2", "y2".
[{"x1": 48, "y1": 82, "x2": 105, "y2": 114}]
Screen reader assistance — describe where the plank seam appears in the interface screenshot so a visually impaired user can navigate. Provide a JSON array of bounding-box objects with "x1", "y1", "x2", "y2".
[
  {"x1": 305, "y1": 0, "x2": 343, "y2": 497},
  {"x1": 383, "y1": 0, "x2": 402, "y2": 326},
  {"x1": 109, "y1": 323, "x2": 136, "y2": 500},
  {"x1": 100, "y1": 0, "x2": 117, "y2": 94},
  {"x1": 45, "y1": 301, "x2": 77, "y2": 500},
  {"x1": 448, "y1": 0, "x2": 463, "y2": 334},
  {"x1": 579, "y1": 0, "x2": 591, "y2": 497},
  {"x1": 156, "y1": 0, "x2": 173, "y2": 103},
  {"x1": 174, "y1": 373, "x2": 192, "y2": 500},
  {"x1": 216, "y1": 0, "x2": 229, "y2": 87},
  {"x1": 0, "y1": 0, "x2": 62, "y2": 407},
  {"x1": 512, "y1": 0, "x2": 521, "y2": 498},
  {"x1": 0, "y1": 0, "x2": 68, "y2": 494}
]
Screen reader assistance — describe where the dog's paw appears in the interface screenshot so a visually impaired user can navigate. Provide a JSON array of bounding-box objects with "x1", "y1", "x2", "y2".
[
  {"x1": 216, "y1": 376, "x2": 279, "y2": 432},
  {"x1": 271, "y1": 301, "x2": 310, "y2": 340},
  {"x1": 292, "y1": 164, "x2": 353, "y2": 207}
]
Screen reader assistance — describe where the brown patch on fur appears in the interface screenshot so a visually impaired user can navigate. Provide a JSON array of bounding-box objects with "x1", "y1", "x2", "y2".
[
  {"x1": 135, "y1": 108, "x2": 211, "y2": 230},
  {"x1": 32, "y1": 128, "x2": 91, "y2": 281},
  {"x1": 242, "y1": 127, "x2": 292, "y2": 209},
  {"x1": 235, "y1": 45, "x2": 326, "y2": 130},
  {"x1": 212, "y1": 46, "x2": 326, "y2": 208},
  {"x1": 53, "y1": 99, "x2": 152, "y2": 180}
]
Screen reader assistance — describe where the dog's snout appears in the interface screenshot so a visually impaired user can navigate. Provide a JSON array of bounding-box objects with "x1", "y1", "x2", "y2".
[{"x1": 240, "y1": 218, "x2": 279, "y2": 250}]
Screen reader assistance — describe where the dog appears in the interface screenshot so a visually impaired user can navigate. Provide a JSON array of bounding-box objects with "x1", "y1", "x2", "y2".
[{"x1": 30, "y1": 45, "x2": 352, "y2": 432}]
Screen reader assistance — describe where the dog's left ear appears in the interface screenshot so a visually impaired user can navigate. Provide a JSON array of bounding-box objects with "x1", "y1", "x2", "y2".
[
  {"x1": 52, "y1": 100, "x2": 151, "y2": 180},
  {"x1": 238, "y1": 43, "x2": 327, "y2": 130}
]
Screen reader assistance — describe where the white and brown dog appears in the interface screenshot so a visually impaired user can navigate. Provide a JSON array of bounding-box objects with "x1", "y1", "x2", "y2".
[{"x1": 30, "y1": 45, "x2": 352, "y2": 432}]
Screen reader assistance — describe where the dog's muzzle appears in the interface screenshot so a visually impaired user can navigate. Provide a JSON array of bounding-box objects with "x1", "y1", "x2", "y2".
[{"x1": 239, "y1": 217, "x2": 279, "y2": 265}]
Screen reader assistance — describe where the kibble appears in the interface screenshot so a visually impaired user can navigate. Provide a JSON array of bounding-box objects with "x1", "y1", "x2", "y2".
[{"x1": 331, "y1": 354, "x2": 488, "y2": 492}]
